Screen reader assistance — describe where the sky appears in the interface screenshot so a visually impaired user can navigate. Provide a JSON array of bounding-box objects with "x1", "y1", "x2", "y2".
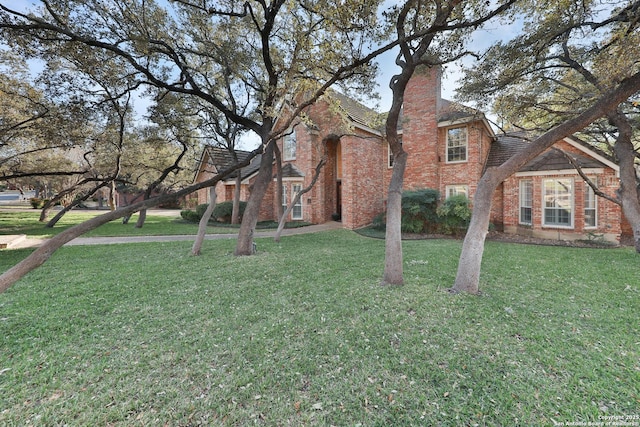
[{"x1": 1, "y1": 0, "x2": 522, "y2": 147}]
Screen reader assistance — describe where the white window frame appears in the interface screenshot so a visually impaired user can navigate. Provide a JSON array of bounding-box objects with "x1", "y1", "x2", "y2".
[
  {"x1": 542, "y1": 178, "x2": 574, "y2": 228},
  {"x1": 283, "y1": 129, "x2": 297, "y2": 161},
  {"x1": 281, "y1": 184, "x2": 287, "y2": 212},
  {"x1": 519, "y1": 179, "x2": 533, "y2": 225},
  {"x1": 446, "y1": 126, "x2": 468, "y2": 163},
  {"x1": 584, "y1": 181, "x2": 597, "y2": 229},
  {"x1": 292, "y1": 183, "x2": 303, "y2": 220},
  {"x1": 445, "y1": 185, "x2": 469, "y2": 199}
]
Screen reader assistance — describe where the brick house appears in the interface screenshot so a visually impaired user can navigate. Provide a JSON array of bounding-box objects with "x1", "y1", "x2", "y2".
[{"x1": 194, "y1": 66, "x2": 629, "y2": 243}]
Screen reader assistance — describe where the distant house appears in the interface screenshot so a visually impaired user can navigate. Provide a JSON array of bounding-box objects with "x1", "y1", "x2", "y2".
[{"x1": 194, "y1": 66, "x2": 630, "y2": 243}]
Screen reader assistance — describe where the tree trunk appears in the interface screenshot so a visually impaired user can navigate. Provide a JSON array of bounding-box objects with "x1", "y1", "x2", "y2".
[
  {"x1": 135, "y1": 208, "x2": 147, "y2": 228},
  {"x1": 0, "y1": 150, "x2": 257, "y2": 292},
  {"x1": 109, "y1": 180, "x2": 117, "y2": 210},
  {"x1": 234, "y1": 141, "x2": 275, "y2": 256},
  {"x1": 39, "y1": 204, "x2": 53, "y2": 222},
  {"x1": 274, "y1": 144, "x2": 284, "y2": 222},
  {"x1": 274, "y1": 144, "x2": 328, "y2": 243},
  {"x1": 192, "y1": 187, "x2": 217, "y2": 255},
  {"x1": 382, "y1": 151, "x2": 408, "y2": 285},
  {"x1": 451, "y1": 71, "x2": 640, "y2": 294},
  {"x1": 611, "y1": 112, "x2": 640, "y2": 253},
  {"x1": 231, "y1": 175, "x2": 242, "y2": 225},
  {"x1": 451, "y1": 171, "x2": 500, "y2": 294},
  {"x1": 1, "y1": 204, "x2": 142, "y2": 293}
]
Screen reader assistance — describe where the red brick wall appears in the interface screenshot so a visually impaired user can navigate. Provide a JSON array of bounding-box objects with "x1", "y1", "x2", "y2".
[
  {"x1": 501, "y1": 151, "x2": 622, "y2": 242},
  {"x1": 402, "y1": 66, "x2": 441, "y2": 192}
]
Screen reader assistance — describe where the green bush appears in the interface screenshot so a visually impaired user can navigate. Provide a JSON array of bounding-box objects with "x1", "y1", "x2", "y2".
[
  {"x1": 212, "y1": 201, "x2": 247, "y2": 223},
  {"x1": 372, "y1": 212, "x2": 386, "y2": 231},
  {"x1": 436, "y1": 194, "x2": 472, "y2": 236},
  {"x1": 29, "y1": 198, "x2": 49, "y2": 209},
  {"x1": 400, "y1": 188, "x2": 440, "y2": 233},
  {"x1": 195, "y1": 203, "x2": 210, "y2": 219},
  {"x1": 180, "y1": 209, "x2": 200, "y2": 223}
]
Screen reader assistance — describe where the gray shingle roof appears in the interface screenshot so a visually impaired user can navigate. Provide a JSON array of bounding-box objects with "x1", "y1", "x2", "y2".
[
  {"x1": 486, "y1": 132, "x2": 608, "y2": 172},
  {"x1": 277, "y1": 163, "x2": 305, "y2": 178},
  {"x1": 205, "y1": 146, "x2": 261, "y2": 180},
  {"x1": 437, "y1": 99, "x2": 483, "y2": 123},
  {"x1": 328, "y1": 91, "x2": 382, "y2": 128}
]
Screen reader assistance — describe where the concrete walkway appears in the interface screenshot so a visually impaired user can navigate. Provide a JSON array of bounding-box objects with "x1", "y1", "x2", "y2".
[{"x1": 1, "y1": 221, "x2": 344, "y2": 250}]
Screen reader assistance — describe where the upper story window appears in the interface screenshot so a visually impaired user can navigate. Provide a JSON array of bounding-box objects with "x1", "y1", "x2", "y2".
[
  {"x1": 283, "y1": 129, "x2": 296, "y2": 160},
  {"x1": 446, "y1": 126, "x2": 468, "y2": 163}
]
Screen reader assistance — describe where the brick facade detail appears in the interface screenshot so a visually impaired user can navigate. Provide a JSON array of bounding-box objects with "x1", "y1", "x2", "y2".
[{"x1": 193, "y1": 67, "x2": 629, "y2": 243}]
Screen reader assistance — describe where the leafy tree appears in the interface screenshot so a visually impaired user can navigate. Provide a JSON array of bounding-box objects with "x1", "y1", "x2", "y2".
[
  {"x1": 381, "y1": 0, "x2": 518, "y2": 285},
  {"x1": 452, "y1": 0, "x2": 640, "y2": 293}
]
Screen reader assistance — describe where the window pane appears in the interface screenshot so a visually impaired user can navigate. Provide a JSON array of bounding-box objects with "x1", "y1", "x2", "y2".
[
  {"x1": 292, "y1": 184, "x2": 302, "y2": 219},
  {"x1": 543, "y1": 179, "x2": 573, "y2": 227},
  {"x1": 584, "y1": 183, "x2": 596, "y2": 227},
  {"x1": 284, "y1": 130, "x2": 296, "y2": 160},
  {"x1": 519, "y1": 180, "x2": 533, "y2": 225},
  {"x1": 447, "y1": 127, "x2": 467, "y2": 162}
]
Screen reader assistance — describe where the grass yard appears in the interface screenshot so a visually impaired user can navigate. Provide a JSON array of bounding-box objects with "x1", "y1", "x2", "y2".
[
  {"x1": 0, "y1": 230, "x2": 638, "y2": 426},
  {"x1": 0, "y1": 210, "x2": 231, "y2": 239}
]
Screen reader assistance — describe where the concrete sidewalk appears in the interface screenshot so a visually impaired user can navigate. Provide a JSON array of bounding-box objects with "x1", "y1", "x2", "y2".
[{"x1": 1, "y1": 222, "x2": 344, "y2": 249}]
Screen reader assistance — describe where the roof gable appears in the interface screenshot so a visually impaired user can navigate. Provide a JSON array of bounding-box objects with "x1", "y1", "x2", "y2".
[
  {"x1": 486, "y1": 132, "x2": 619, "y2": 174},
  {"x1": 203, "y1": 146, "x2": 262, "y2": 181}
]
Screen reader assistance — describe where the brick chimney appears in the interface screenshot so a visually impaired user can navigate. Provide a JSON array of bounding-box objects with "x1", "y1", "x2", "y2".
[{"x1": 402, "y1": 65, "x2": 442, "y2": 191}]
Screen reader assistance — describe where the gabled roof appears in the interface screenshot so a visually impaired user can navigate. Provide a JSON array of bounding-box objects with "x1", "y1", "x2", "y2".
[
  {"x1": 202, "y1": 146, "x2": 262, "y2": 181},
  {"x1": 279, "y1": 163, "x2": 305, "y2": 178},
  {"x1": 521, "y1": 149, "x2": 606, "y2": 172},
  {"x1": 437, "y1": 99, "x2": 484, "y2": 124},
  {"x1": 328, "y1": 91, "x2": 383, "y2": 131},
  {"x1": 485, "y1": 132, "x2": 616, "y2": 173}
]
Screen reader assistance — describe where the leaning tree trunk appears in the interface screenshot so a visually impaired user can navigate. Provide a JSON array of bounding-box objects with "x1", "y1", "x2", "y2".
[
  {"x1": 192, "y1": 187, "x2": 217, "y2": 255},
  {"x1": 0, "y1": 152, "x2": 256, "y2": 293},
  {"x1": 451, "y1": 72, "x2": 640, "y2": 294},
  {"x1": 383, "y1": 151, "x2": 408, "y2": 285},
  {"x1": 451, "y1": 171, "x2": 501, "y2": 294},
  {"x1": 235, "y1": 141, "x2": 275, "y2": 256},
  {"x1": 274, "y1": 147, "x2": 328, "y2": 243}
]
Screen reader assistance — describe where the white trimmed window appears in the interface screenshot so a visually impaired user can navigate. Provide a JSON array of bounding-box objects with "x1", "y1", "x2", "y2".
[
  {"x1": 283, "y1": 130, "x2": 297, "y2": 160},
  {"x1": 282, "y1": 183, "x2": 303, "y2": 220},
  {"x1": 292, "y1": 183, "x2": 303, "y2": 220},
  {"x1": 446, "y1": 185, "x2": 469, "y2": 199},
  {"x1": 281, "y1": 184, "x2": 287, "y2": 212},
  {"x1": 584, "y1": 181, "x2": 597, "y2": 228},
  {"x1": 543, "y1": 178, "x2": 573, "y2": 228},
  {"x1": 519, "y1": 180, "x2": 533, "y2": 225},
  {"x1": 446, "y1": 126, "x2": 467, "y2": 163}
]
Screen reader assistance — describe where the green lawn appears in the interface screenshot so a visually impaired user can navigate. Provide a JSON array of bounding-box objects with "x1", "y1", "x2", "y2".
[
  {"x1": 0, "y1": 210, "x2": 233, "y2": 238},
  {"x1": 1, "y1": 230, "x2": 638, "y2": 425}
]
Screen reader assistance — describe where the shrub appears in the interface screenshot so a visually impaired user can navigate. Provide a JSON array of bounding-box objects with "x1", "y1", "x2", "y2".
[
  {"x1": 372, "y1": 212, "x2": 386, "y2": 231},
  {"x1": 180, "y1": 209, "x2": 200, "y2": 223},
  {"x1": 437, "y1": 194, "x2": 472, "y2": 236},
  {"x1": 195, "y1": 203, "x2": 210, "y2": 219},
  {"x1": 212, "y1": 201, "x2": 247, "y2": 223},
  {"x1": 400, "y1": 188, "x2": 440, "y2": 233},
  {"x1": 29, "y1": 198, "x2": 48, "y2": 209}
]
